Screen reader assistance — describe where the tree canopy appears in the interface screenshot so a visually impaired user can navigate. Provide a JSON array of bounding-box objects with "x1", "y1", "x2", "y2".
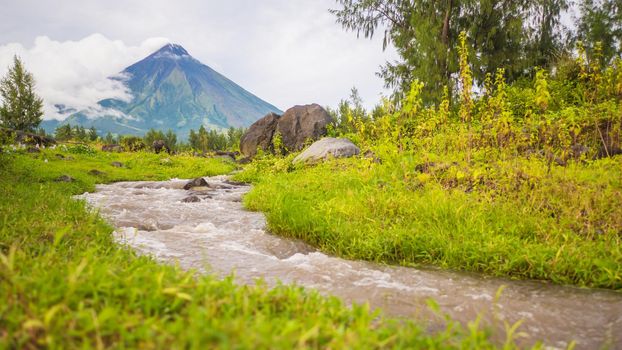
[
  {"x1": 331, "y1": 0, "x2": 572, "y2": 103},
  {"x1": 0, "y1": 55, "x2": 44, "y2": 131}
]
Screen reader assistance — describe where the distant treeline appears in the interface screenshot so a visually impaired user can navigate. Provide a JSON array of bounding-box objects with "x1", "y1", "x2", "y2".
[{"x1": 50, "y1": 123, "x2": 245, "y2": 153}]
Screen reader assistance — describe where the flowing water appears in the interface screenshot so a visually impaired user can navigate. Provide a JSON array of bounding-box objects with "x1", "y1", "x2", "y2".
[{"x1": 76, "y1": 176, "x2": 622, "y2": 349}]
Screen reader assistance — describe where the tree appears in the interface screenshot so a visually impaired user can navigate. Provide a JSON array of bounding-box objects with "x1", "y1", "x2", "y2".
[
  {"x1": 0, "y1": 55, "x2": 44, "y2": 131},
  {"x1": 75, "y1": 126, "x2": 87, "y2": 141},
  {"x1": 164, "y1": 129, "x2": 177, "y2": 151},
  {"x1": 88, "y1": 127, "x2": 98, "y2": 141},
  {"x1": 104, "y1": 132, "x2": 114, "y2": 144},
  {"x1": 577, "y1": 0, "x2": 622, "y2": 64},
  {"x1": 55, "y1": 124, "x2": 73, "y2": 141},
  {"x1": 189, "y1": 129, "x2": 199, "y2": 150},
  {"x1": 331, "y1": 0, "x2": 568, "y2": 103},
  {"x1": 144, "y1": 128, "x2": 165, "y2": 149}
]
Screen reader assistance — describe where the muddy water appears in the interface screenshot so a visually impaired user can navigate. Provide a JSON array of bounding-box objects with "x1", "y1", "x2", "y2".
[{"x1": 76, "y1": 176, "x2": 622, "y2": 349}]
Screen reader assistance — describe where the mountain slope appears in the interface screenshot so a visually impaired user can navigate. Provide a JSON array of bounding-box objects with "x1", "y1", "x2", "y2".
[{"x1": 42, "y1": 44, "x2": 281, "y2": 137}]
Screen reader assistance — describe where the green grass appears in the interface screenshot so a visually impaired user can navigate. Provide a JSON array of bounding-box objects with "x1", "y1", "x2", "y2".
[
  {"x1": 235, "y1": 150, "x2": 622, "y2": 290},
  {"x1": 0, "y1": 147, "x2": 509, "y2": 349}
]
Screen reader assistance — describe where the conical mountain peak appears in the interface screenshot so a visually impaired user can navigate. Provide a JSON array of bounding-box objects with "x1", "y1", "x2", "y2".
[
  {"x1": 150, "y1": 43, "x2": 190, "y2": 60},
  {"x1": 42, "y1": 43, "x2": 282, "y2": 137},
  {"x1": 158, "y1": 43, "x2": 189, "y2": 56}
]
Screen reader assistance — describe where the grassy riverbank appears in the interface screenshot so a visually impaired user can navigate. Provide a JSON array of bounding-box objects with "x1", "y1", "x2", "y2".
[
  {"x1": 235, "y1": 146, "x2": 622, "y2": 290},
  {"x1": 0, "y1": 147, "x2": 507, "y2": 349},
  {"x1": 235, "y1": 46, "x2": 622, "y2": 291}
]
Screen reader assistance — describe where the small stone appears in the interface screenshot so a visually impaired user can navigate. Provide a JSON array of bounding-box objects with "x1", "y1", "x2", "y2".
[
  {"x1": 181, "y1": 195, "x2": 201, "y2": 203},
  {"x1": 184, "y1": 177, "x2": 208, "y2": 190},
  {"x1": 55, "y1": 153, "x2": 65, "y2": 159},
  {"x1": 111, "y1": 161, "x2": 123, "y2": 168},
  {"x1": 88, "y1": 169, "x2": 105, "y2": 176},
  {"x1": 237, "y1": 157, "x2": 251, "y2": 164},
  {"x1": 55, "y1": 175, "x2": 74, "y2": 182},
  {"x1": 224, "y1": 180, "x2": 247, "y2": 186}
]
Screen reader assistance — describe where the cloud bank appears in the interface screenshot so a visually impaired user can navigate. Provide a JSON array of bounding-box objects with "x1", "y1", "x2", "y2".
[
  {"x1": 0, "y1": 0, "x2": 399, "y2": 121},
  {"x1": 0, "y1": 34, "x2": 169, "y2": 120}
]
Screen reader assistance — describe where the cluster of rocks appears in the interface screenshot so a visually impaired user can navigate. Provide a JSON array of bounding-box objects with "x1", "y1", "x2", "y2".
[
  {"x1": 180, "y1": 177, "x2": 246, "y2": 203},
  {"x1": 240, "y1": 104, "x2": 333, "y2": 157},
  {"x1": 239, "y1": 103, "x2": 363, "y2": 164}
]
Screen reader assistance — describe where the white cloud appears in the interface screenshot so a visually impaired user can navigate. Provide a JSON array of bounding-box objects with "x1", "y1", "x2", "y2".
[
  {"x1": 0, "y1": 0, "x2": 399, "y2": 120},
  {"x1": 0, "y1": 34, "x2": 170, "y2": 120}
]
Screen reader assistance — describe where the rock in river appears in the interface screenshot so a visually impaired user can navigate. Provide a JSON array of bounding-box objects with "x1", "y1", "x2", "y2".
[
  {"x1": 181, "y1": 195, "x2": 201, "y2": 203},
  {"x1": 184, "y1": 177, "x2": 208, "y2": 190}
]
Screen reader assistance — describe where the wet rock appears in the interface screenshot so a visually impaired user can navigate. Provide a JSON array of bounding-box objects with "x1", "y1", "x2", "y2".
[
  {"x1": 215, "y1": 150, "x2": 237, "y2": 159},
  {"x1": 224, "y1": 180, "x2": 248, "y2": 186},
  {"x1": 88, "y1": 169, "x2": 105, "y2": 176},
  {"x1": 184, "y1": 177, "x2": 208, "y2": 190},
  {"x1": 55, "y1": 175, "x2": 74, "y2": 182},
  {"x1": 102, "y1": 144, "x2": 125, "y2": 152},
  {"x1": 111, "y1": 161, "x2": 123, "y2": 168},
  {"x1": 293, "y1": 137, "x2": 360, "y2": 164},
  {"x1": 240, "y1": 112, "x2": 280, "y2": 157},
  {"x1": 181, "y1": 195, "x2": 201, "y2": 203},
  {"x1": 276, "y1": 104, "x2": 333, "y2": 153},
  {"x1": 237, "y1": 157, "x2": 252, "y2": 164}
]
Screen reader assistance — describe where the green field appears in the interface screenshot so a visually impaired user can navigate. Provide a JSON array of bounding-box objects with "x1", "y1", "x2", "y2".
[
  {"x1": 0, "y1": 146, "x2": 509, "y2": 349},
  {"x1": 235, "y1": 150, "x2": 622, "y2": 290}
]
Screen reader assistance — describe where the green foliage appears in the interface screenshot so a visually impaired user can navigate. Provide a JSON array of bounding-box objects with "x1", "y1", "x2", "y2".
[
  {"x1": 120, "y1": 136, "x2": 146, "y2": 152},
  {"x1": 272, "y1": 130, "x2": 285, "y2": 156},
  {"x1": 331, "y1": 0, "x2": 569, "y2": 102},
  {"x1": 65, "y1": 144, "x2": 96, "y2": 156},
  {"x1": 237, "y1": 154, "x2": 622, "y2": 290},
  {"x1": 54, "y1": 124, "x2": 100, "y2": 142},
  {"x1": 234, "y1": 37, "x2": 622, "y2": 290},
  {"x1": 104, "y1": 132, "x2": 114, "y2": 144},
  {"x1": 0, "y1": 149, "x2": 507, "y2": 349},
  {"x1": 88, "y1": 126, "x2": 98, "y2": 141},
  {"x1": 188, "y1": 125, "x2": 244, "y2": 153},
  {"x1": 577, "y1": 0, "x2": 622, "y2": 64},
  {"x1": 0, "y1": 55, "x2": 44, "y2": 131},
  {"x1": 327, "y1": 87, "x2": 369, "y2": 137},
  {"x1": 54, "y1": 124, "x2": 72, "y2": 141}
]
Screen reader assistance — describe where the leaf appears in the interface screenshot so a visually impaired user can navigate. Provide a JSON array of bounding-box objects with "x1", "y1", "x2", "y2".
[
  {"x1": 44, "y1": 304, "x2": 64, "y2": 327},
  {"x1": 23, "y1": 319, "x2": 44, "y2": 330}
]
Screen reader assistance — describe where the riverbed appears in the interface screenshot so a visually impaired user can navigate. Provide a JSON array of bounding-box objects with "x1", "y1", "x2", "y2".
[{"x1": 76, "y1": 176, "x2": 622, "y2": 349}]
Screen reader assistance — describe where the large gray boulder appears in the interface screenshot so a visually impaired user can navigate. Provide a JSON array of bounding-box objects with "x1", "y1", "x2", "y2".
[
  {"x1": 240, "y1": 112, "x2": 280, "y2": 157},
  {"x1": 276, "y1": 104, "x2": 332, "y2": 152},
  {"x1": 293, "y1": 138, "x2": 360, "y2": 164}
]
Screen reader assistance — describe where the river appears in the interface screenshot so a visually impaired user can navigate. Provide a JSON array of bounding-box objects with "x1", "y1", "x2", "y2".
[{"x1": 76, "y1": 176, "x2": 622, "y2": 349}]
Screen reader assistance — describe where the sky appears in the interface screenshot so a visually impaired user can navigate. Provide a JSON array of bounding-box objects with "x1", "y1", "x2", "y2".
[{"x1": 0, "y1": 0, "x2": 398, "y2": 120}]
